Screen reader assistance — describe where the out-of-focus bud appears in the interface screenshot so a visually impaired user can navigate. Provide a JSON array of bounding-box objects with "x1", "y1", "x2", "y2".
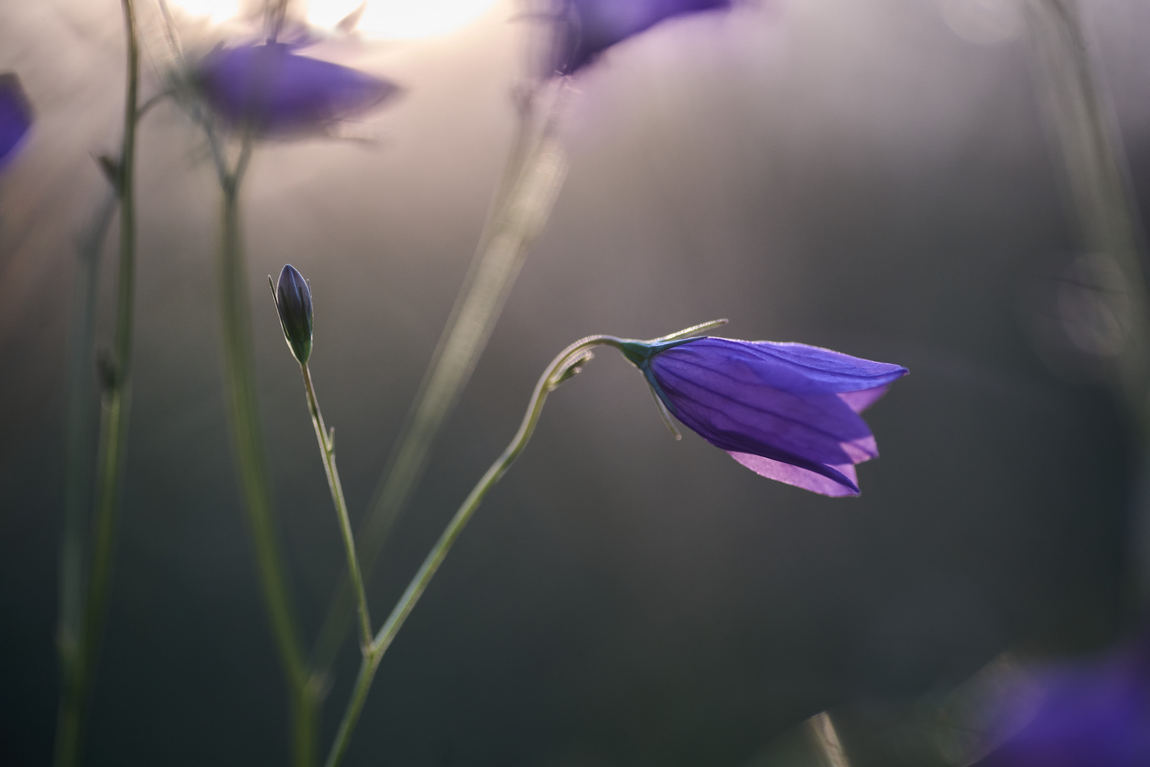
[{"x1": 273, "y1": 264, "x2": 313, "y2": 365}]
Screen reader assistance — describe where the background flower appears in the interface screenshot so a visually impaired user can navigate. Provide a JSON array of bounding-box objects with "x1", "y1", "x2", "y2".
[
  {"x1": 0, "y1": 73, "x2": 32, "y2": 170},
  {"x1": 975, "y1": 634, "x2": 1150, "y2": 767},
  {"x1": 550, "y1": 0, "x2": 733, "y2": 74},
  {"x1": 192, "y1": 42, "x2": 400, "y2": 136}
]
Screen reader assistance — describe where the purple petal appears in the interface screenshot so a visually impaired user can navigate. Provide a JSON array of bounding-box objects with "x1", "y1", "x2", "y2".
[
  {"x1": 838, "y1": 383, "x2": 894, "y2": 413},
  {"x1": 665, "y1": 338, "x2": 908, "y2": 396},
  {"x1": 555, "y1": 0, "x2": 732, "y2": 74},
  {"x1": 650, "y1": 357, "x2": 879, "y2": 467},
  {"x1": 194, "y1": 43, "x2": 399, "y2": 135},
  {"x1": 0, "y1": 74, "x2": 33, "y2": 169},
  {"x1": 729, "y1": 452, "x2": 860, "y2": 497}
]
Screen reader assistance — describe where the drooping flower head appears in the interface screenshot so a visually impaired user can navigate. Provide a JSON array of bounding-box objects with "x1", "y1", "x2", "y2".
[
  {"x1": 272, "y1": 264, "x2": 313, "y2": 365},
  {"x1": 549, "y1": 0, "x2": 733, "y2": 75},
  {"x1": 191, "y1": 42, "x2": 400, "y2": 136},
  {"x1": 0, "y1": 73, "x2": 33, "y2": 170},
  {"x1": 974, "y1": 634, "x2": 1150, "y2": 767},
  {"x1": 619, "y1": 333, "x2": 907, "y2": 496}
]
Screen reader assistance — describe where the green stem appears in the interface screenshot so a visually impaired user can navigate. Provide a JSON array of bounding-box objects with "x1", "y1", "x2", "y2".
[
  {"x1": 300, "y1": 363, "x2": 373, "y2": 651},
  {"x1": 807, "y1": 712, "x2": 852, "y2": 767},
  {"x1": 54, "y1": 3, "x2": 138, "y2": 764},
  {"x1": 311, "y1": 82, "x2": 570, "y2": 674},
  {"x1": 1025, "y1": 0, "x2": 1150, "y2": 431},
  {"x1": 218, "y1": 171, "x2": 316, "y2": 767},
  {"x1": 321, "y1": 334, "x2": 620, "y2": 767}
]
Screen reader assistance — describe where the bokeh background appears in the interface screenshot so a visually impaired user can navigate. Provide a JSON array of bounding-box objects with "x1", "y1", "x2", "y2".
[{"x1": 2, "y1": 0, "x2": 1148, "y2": 764}]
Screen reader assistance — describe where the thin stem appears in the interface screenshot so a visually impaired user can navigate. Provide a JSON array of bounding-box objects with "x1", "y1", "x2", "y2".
[
  {"x1": 311, "y1": 81, "x2": 570, "y2": 674},
  {"x1": 321, "y1": 334, "x2": 621, "y2": 767},
  {"x1": 218, "y1": 171, "x2": 316, "y2": 767},
  {"x1": 807, "y1": 712, "x2": 852, "y2": 767},
  {"x1": 1024, "y1": 0, "x2": 1150, "y2": 430},
  {"x1": 54, "y1": 3, "x2": 138, "y2": 764},
  {"x1": 300, "y1": 363, "x2": 373, "y2": 651}
]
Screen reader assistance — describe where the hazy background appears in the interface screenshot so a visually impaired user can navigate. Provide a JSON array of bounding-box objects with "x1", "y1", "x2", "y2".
[{"x1": 1, "y1": 0, "x2": 1148, "y2": 764}]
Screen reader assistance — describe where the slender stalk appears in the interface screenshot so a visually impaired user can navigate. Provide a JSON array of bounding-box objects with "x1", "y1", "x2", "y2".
[
  {"x1": 218, "y1": 170, "x2": 317, "y2": 767},
  {"x1": 54, "y1": 3, "x2": 138, "y2": 763},
  {"x1": 311, "y1": 82, "x2": 570, "y2": 673},
  {"x1": 1024, "y1": 0, "x2": 1150, "y2": 429},
  {"x1": 322, "y1": 334, "x2": 621, "y2": 767},
  {"x1": 300, "y1": 363, "x2": 373, "y2": 651},
  {"x1": 807, "y1": 712, "x2": 852, "y2": 767}
]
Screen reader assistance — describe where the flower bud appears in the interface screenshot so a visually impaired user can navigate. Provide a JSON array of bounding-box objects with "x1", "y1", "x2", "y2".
[{"x1": 274, "y1": 264, "x2": 313, "y2": 365}]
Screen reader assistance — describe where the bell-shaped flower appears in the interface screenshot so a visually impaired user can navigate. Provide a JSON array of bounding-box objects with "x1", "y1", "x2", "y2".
[
  {"x1": 975, "y1": 634, "x2": 1150, "y2": 767},
  {"x1": 191, "y1": 41, "x2": 400, "y2": 136},
  {"x1": 550, "y1": 0, "x2": 733, "y2": 75},
  {"x1": 272, "y1": 264, "x2": 313, "y2": 365},
  {"x1": 0, "y1": 73, "x2": 33, "y2": 170},
  {"x1": 621, "y1": 336, "x2": 907, "y2": 496}
]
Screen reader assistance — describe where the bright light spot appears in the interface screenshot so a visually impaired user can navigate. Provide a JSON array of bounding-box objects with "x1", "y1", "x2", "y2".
[
  {"x1": 169, "y1": 0, "x2": 499, "y2": 40},
  {"x1": 307, "y1": 0, "x2": 498, "y2": 40},
  {"x1": 170, "y1": 0, "x2": 242, "y2": 24}
]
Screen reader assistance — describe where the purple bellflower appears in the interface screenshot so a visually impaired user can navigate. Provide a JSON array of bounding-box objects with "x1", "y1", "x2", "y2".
[
  {"x1": 0, "y1": 73, "x2": 33, "y2": 170},
  {"x1": 551, "y1": 0, "x2": 733, "y2": 74},
  {"x1": 975, "y1": 635, "x2": 1150, "y2": 767},
  {"x1": 192, "y1": 42, "x2": 400, "y2": 136},
  {"x1": 620, "y1": 336, "x2": 907, "y2": 496}
]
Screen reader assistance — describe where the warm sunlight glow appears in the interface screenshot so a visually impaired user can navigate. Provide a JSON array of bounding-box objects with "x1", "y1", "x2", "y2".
[
  {"x1": 307, "y1": 0, "x2": 499, "y2": 40},
  {"x1": 171, "y1": 0, "x2": 499, "y2": 40},
  {"x1": 171, "y1": 0, "x2": 242, "y2": 24}
]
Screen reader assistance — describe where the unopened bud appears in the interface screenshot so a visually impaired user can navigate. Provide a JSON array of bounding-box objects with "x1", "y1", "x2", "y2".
[{"x1": 273, "y1": 264, "x2": 313, "y2": 364}]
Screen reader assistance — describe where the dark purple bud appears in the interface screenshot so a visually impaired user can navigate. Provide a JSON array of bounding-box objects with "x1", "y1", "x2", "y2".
[
  {"x1": 0, "y1": 73, "x2": 33, "y2": 170},
  {"x1": 192, "y1": 42, "x2": 401, "y2": 136},
  {"x1": 551, "y1": 0, "x2": 733, "y2": 75},
  {"x1": 975, "y1": 634, "x2": 1150, "y2": 767},
  {"x1": 274, "y1": 264, "x2": 313, "y2": 365},
  {"x1": 623, "y1": 336, "x2": 907, "y2": 496}
]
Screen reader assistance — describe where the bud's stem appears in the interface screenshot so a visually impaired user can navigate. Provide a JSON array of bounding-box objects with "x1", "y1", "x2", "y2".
[
  {"x1": 299, "y1": 363, "x2": 373, "y2": 652},
  {"x1": 322, "y1": 333, "x2": 618, "y2": 767}
]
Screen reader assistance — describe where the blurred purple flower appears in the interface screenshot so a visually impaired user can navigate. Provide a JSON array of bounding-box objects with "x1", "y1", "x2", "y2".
[
  {"x1": 551, "y1": 0, "x2": 733, "y2": 74},
  {"x1": 622, "y1": 337, "x2": 907, "y2": 496},
  {"x1": 192, "y1": 42, "x2": 400, "y2": 136},
  {"x1": 0, "y1": 73, "x2": 33, "y2": 170},
  {"x1": 976, "y1": 636, "x2": 1150, "y2": 767}
]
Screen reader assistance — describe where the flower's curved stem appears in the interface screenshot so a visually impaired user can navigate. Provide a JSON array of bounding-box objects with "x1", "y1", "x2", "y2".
[
  {"x1": 321, "y1": 334, "x2": 621, "y2": 767},
  {"x1": 311, "y1": 81, "x2": 570, "y2": 675},
  {"x1": 54, "y1": 3, "x2": 139, "y2": 764}
]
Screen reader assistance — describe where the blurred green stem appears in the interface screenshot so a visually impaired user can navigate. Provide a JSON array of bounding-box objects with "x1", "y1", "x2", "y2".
[
  {"x1": 1025, "y1": 0, "x2": 1150, "y2": 429},
  {"x1": 54, "y1": 2, "x2": 138, "y2": 764},
  {"x1": 299, "y1": 362, "x2": 373, "y2": 651},
  {"x1": 218, "y1": 156, "x2": 317, "y2": 767},
  {"x1": 322, "y1": 333, "x2": 616, "y2": 767},
  {"x1": 312, "y1": 82, "x2": 570, "y2": 674},
  {"x1": 807, "y1": 712, "x2": 852, "y2": 767}
]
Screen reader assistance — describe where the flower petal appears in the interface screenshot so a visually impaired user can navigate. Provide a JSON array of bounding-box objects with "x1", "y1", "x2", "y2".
[
  {"x1": 728, "y1": 451, "x2": 859, "y2": 497},
  {"x1": 660, "y1": 338, "x2": 907, "y2": 396},
  {"x1": 649, "y1": 348, "x2": 880, "y2": 466}
]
